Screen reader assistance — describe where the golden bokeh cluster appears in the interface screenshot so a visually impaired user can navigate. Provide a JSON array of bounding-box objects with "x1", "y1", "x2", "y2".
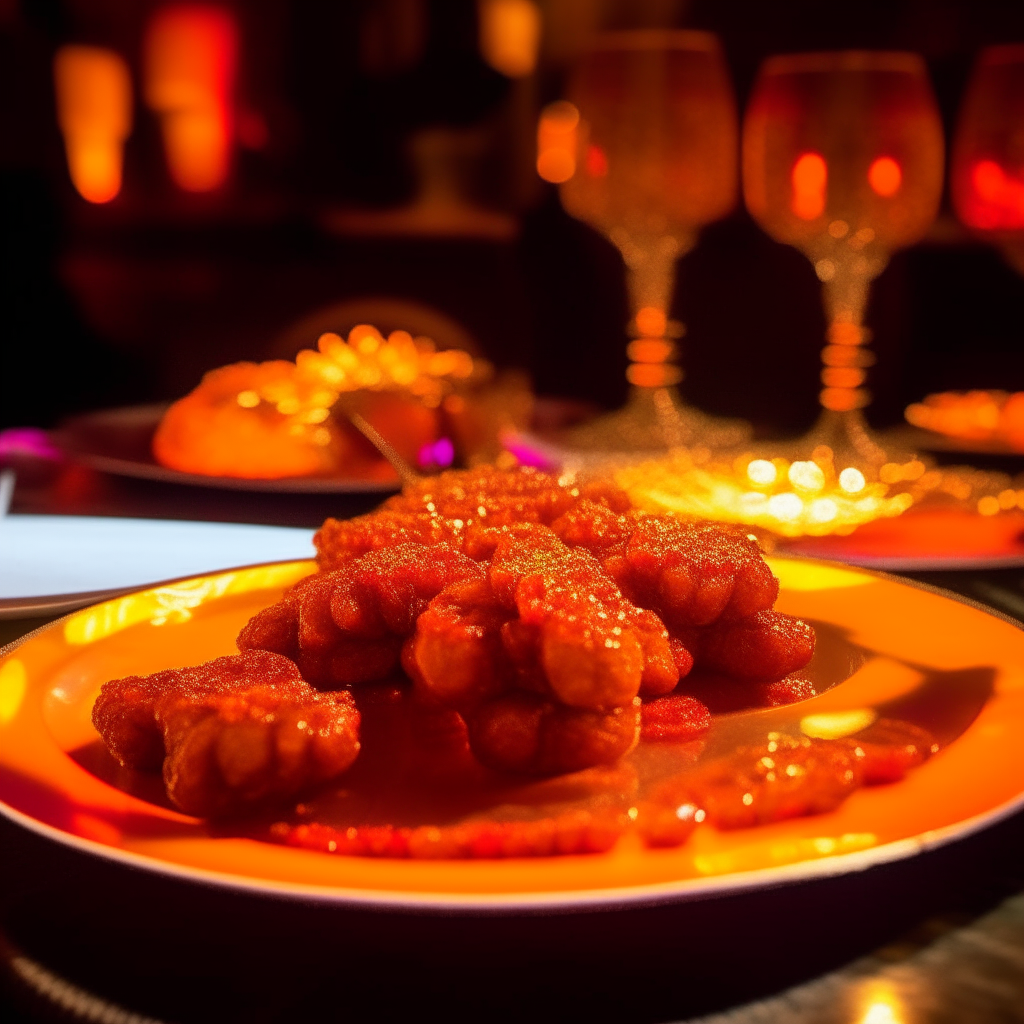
[{"x1": 616, "y1": 447, "x2": 913, "y2": 537}]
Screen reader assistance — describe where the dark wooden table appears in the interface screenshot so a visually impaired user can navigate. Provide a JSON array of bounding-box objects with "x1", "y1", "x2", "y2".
[{"x1": 3, "y1": 460, "x2": 1024, "y2": 1024}]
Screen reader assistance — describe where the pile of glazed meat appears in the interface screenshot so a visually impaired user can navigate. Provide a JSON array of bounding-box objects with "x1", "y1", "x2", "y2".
[{"x1": 92, "y1": 467, "x2": 931, "y2": 854}]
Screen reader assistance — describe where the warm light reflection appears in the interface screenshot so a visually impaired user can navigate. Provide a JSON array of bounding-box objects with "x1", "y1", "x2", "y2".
[
  {"x1": 856, "y1": 983, "x2": 906, "y2": 1024},
  {"x1": 801, "y1": 709, "x2": 877, "y2": 739},
  {"x1": 791, "y1": 151, "x2": 827, "y2": 220},
  {"x1": 617, "y1": 449, "x2": 916, "y2": 538},
  {"x1": 0, "y1": 659, "x2": 27, "y2": 725},
  {"x1": 868, "y1": 156, "x2": 902, "y2": 196},
  {"x1": 144, "y1": 5, "x2": 237, "y2": 192},
  {"x1": 478, "y1": 0, "x2": 541, "y2": 78},
  {"x1": 64, "y1": 564, "x2": 314, "y2": 645},
  {"x1": 53, "y1": 46, "x2": 132, "y2": 203},
  {"x1": 536, "y1": 101, "x2": 579, "y2": 183},
  {"x1": 693, "y1": 832, "x2": 877, "y2": 875}
]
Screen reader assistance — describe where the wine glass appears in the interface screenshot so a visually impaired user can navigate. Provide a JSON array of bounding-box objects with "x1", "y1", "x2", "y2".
[
  {"x1": 951, "y1": 44, "x2": 1024, "y2": 276},
  {"x1": 743, "y1": 51, "x2": 944, "y2": 468},
  {"x1": 550, "y1": 29, "x2": 747, "y2": 452}
]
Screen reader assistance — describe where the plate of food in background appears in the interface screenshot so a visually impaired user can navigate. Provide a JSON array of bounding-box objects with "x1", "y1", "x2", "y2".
[
  {"x1": 2, "y1": 466, "x2": 1023, "y2": 910},
  {"x1": 52, "y1": 324, "x2": 534, "y2": 494},
  {"x1": 901, "y1": 389, "x2": 1024, "y2": 458}
]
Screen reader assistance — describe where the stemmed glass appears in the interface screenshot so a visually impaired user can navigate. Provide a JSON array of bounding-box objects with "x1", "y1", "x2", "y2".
[
  {"x1": 556, "y1": 30, "x2": 746, "y2": 451},
  {"x1": 951, "y1": 45, "x2": 1024, "y2": 275},
  {"x1": 743, "y1": 51, "x2": 944, "y2": 468}
]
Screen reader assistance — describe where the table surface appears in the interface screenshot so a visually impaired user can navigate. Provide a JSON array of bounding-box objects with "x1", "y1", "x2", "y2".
[{"x1": 3, "y1": 459, "x2": 1024, "y2": 1024}]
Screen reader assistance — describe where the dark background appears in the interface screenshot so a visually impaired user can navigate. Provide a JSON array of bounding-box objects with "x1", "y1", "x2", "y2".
[{"x1": 2, "y1": 0, "x2": 1024, "y2": 437}]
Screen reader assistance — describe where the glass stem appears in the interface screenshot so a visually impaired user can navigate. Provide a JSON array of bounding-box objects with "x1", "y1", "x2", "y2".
[
  {"x1": 612, "y1": 230, "x2": 691, "y2": 391},
  {"x1": 812, "y1": 270, "x2": 886, "y2": 465}
]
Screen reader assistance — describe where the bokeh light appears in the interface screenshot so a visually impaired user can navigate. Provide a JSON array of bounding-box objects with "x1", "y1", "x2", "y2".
[
  {"x1": 53, "y1": 45, "x2": 133, "y2": 203},
  {"x1": 791, "y1": 151, "x2": 827, "y2": 220},
  {"x1": 144, "y1": 4, "x2": 238, "y2": 192}
]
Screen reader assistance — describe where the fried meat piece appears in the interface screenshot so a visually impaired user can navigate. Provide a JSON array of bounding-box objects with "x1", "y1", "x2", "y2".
[
  {"x1": 552, "y1": 501, "x2": 779, "y2": 627},
  {"x1": 638, "y1": 734, "x2": 862, "y2": 837},
  {"x1": 313, "y1": 467, "x2": 630, "y2": 570},
  {"x1": 688, "y1": 610, "x2": 816, "y2": 681},
  {"x1": 639, "y1": 694, "x2": 712, "y2": 742},
  {"x1": 406, "y1": 532, "x2": 682, "y2": 714},
  {"x1": 467, "y1": 691, "x2": 640, "y2": 775},
  {"x1": 314, "y1": 510, "x2": 465, "y2": 571},
  {"x1": 383, "y1": 466, "x2": 580, "y2": 524},
  {"x1": 92, "y1": 651, "x2": 361, "y2": 817},
  {"x1": 693, "y1": 735, "x2": 862, "y2": 828},
  {"x1": 401, "y1": 577, "x2": 513, "y2": 708},
  {"x1": 489, "y1": 530, "x2": 682, "y2": 702},
  {"x1": 840, "y1": 718, "x2": 937, "y2": 784},
  {"x1": 93, "y1": 649, "x2": 304, "y2": 771},
  {"x1": 239, "y1": 543, "x2": 483, "y2": 687},
  {"x1": 403, "y1": 532, "x2": 668, "y2": 774}
]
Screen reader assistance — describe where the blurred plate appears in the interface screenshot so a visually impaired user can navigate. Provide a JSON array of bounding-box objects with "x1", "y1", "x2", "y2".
[
  {"x1": 0, "y1": 516, "x2": 315, "y2": 618},
  {"x1": 52, "y1": 405, "x2": 401, "y2": 494},
  {"x1": 2, "y1": 557, "x2": 1024, "y2": 910},
  {"x1": 781, "y1": 508, "x2": 1024, "y2": 571},
  {"x1": 891, "y1": 424, "x2": 1024, "y2": 459}
]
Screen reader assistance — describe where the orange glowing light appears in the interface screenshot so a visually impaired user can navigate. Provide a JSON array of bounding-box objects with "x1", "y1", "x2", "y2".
[
  {"x1": 479, "y1": 0, "x2": 541, "y2": 78},
  {"x1": 821, "y1": 367, "x2": 866, "y2": 389},
  {"x1": 868, "y1": 156, "x2": 902, "y2": 197},
  {"x1": 53, "y1": 46, "x2": 132, "y2": 204},
  {"x1": 828, "y1": 322, "x2": 866, "y2": 346},
  {"x1": 821, "y1": 387, "x2": 869, "y2": 412},
  {"x1": 791, "y1": 152, "x2": 827, "y2": 220},
  {"x1": 144, "y1": 5, "x2": 237, "y2": 192},
  {"x1": 626, "y1": 364, "x2": 682, "y2": 388},
  {"x1": 635, "y1": 306, "x2": 667, "y2": 337},
  {"x1": 627, "y1": 339, "x2": 674, "y2": 364},
  {"x1": 537, "y1": 101, "x2": 579, "y2": 184}
]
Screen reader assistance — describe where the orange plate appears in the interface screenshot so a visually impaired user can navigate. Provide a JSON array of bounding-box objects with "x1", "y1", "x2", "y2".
[
  {"x1": 2, "y1": 557, "x2": 1024, "y2": 911},
  {"x1": 782, "y1": 508, "x2": 1024, "y2": 570}
]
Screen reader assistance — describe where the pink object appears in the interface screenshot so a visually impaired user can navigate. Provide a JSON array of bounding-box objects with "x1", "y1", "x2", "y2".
[{"x1": 0, "y1": 428, "x2": 63, "y2": 461}]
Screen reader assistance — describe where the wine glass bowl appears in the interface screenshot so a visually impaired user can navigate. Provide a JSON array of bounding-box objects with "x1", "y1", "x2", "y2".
[
  {"x1": 561, "y1": 30, "x2": 737, "y2": 247},
  {"x1": 952, "y1": 44, "x2": 1024, "y2": 275},
  {"x1": 550, "y1": 30, "x2": 746, "y2": 450},
  {"x1": 743, "y1": 51, "x2": 943, "y2": 455}
]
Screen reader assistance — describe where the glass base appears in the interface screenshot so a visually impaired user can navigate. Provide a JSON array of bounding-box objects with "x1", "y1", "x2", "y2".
[
  {"x1": 789, "y1": 409, "x2": 931, "y2": 479},
  {"x1": 562, "y1": 386, "x2": 751, "y2": 455}
]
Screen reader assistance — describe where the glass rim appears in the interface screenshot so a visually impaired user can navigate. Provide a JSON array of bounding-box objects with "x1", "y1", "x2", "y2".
[
  {"x1": 760, "y1": 50, "x2": 927, "y2": 76},
  {"x1": 583, "y1": 29, "x2": 720, "y2": 54}
]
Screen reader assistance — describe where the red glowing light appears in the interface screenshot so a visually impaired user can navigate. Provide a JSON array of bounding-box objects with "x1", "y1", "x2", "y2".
[
  {"x1": 961, "y1": 159, "x2": 1024, "y2": 229},
  {"x1": 585, "y1": 144, "x2": 608, "y2": 177},
  {"x1": 144, "y1": 5, "x2": 237, "y2": 192},
  {"x1": 791, "y1": 152, "x2": 827, "y2": 220},
  {"x1": 868, "y1": 156, "x2": 902, "y2": 196}
]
